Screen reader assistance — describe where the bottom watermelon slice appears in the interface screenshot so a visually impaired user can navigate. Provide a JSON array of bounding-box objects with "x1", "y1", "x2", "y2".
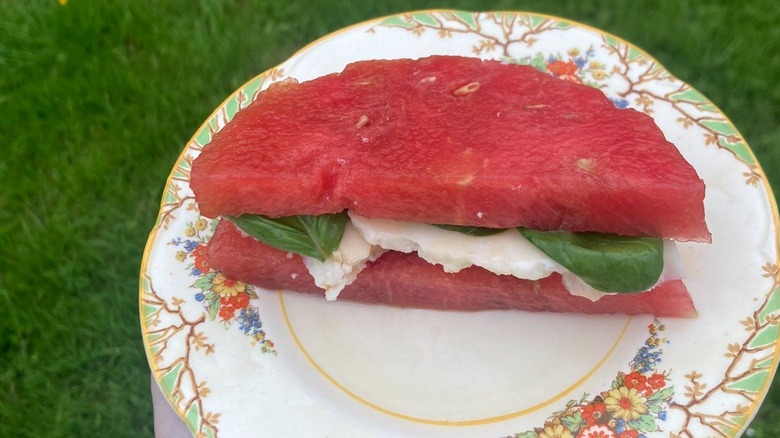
[{"x1": 207, "y1": 220, "x2": 697, "y2": 317}]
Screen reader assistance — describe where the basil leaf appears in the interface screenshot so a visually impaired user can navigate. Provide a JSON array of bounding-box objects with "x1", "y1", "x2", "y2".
[
  {"x1": 518, "y1": 228, "x2": 664, "y2": 293},
  {"x1": 434, "y1": 224, "x2": 507, "y2": 236},
  {"x1": 227, "y1": 212, "x2": 347, "y2": 262}
]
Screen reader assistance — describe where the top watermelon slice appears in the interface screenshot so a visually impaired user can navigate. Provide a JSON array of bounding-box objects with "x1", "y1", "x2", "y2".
[{"x1": 191, "y1": 56, "x2": 709, "y2": 242}]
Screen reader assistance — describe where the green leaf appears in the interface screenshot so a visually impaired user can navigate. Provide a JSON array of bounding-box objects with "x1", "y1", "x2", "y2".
[
  {"x1": 434, "y1": 224, "x2": 506, "y2": 236},
  {"x1": 727, "y1": 370, "x2": 769, "y2": 393},
  {"x1": 530, "y1": 53, "x2": 547, "y2": 72},
  {"x1": 184, "y1": 402, "x2": 201, "y2": 432},
  {"x1": 510, "y1": 431, "x2": 537, "y2": 438},
  {"x1": 378, "y1": 16, "x2": 415, "y2": 29},
  {"x1": 193, "y1": 273, "x2": 215, "y2": 291},
  {"x1": 207, "y1": 299, "x2": 220, "y2": 321},
  {"x1": 411, "y1": 12, "x2": 438, "y2": 26},
  {"x1": 560, "y1": 411, "x2": 584, "y2": 430},
  {"x1": 647, "y1": 386, "x2": 674, "y2": 404},
  {"x1": 452, "y1": 11, "x2": 477, "y2": 29},
  {"x1": 613, "y1": 372, "x2": 625, "y2": 388},
  {"x1": 159, "y1": 362, "x2": 184, "y2": 394},
  {"x1": 518, "y1": 229, "x2": 664, "y2": 293},
  {"x1": 629, "y1": 413, "x2": 658, "y2": 432},
  {"x1": 228, "y1": 212, "x2": 348, "y2": 262}
]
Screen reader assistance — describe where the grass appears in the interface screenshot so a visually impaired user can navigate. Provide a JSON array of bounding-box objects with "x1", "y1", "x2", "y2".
[{"x1": 0, "y1": 1, "x2": 777, "y2": 436}]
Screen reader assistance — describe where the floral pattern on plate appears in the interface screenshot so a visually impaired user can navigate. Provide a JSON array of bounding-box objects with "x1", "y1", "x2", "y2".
[
  {"x1": 168, "y1": 216, "x2": 277, "y2": 355},
  {"x1": 510, "y1": 321, "x2": 672, "y2": 438}
]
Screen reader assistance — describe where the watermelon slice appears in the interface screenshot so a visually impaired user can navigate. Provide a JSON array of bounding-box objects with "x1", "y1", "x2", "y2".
[
  {"x1": 207, "y1": 220, "x2": 698, "y2": 317},
  {"x1": 191, "y1": 56, "x2": 709, "y2": 242}
]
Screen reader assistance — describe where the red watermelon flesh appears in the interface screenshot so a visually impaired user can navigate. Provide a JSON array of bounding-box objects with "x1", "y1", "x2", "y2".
[
  {"x1": 207, "y1": 220, "x2": 697, "y2": 317},
  {"x1": 191, "y1": 56, "x2": 709, "y2": 242}
]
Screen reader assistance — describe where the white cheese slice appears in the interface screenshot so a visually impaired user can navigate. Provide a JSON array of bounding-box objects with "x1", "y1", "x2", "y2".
[
  {"x1": 349, "y1": 213, "x2": 561, "y2": 280},
  {"x1": 301, "y1": 222, "x2": 385, "y2": 301},
  {"x1": 303, "y1": 213, "x2": 685, "y2": 302}
]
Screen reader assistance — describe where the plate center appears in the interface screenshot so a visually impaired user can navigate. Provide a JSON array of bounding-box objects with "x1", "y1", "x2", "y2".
[{"x1": 275, "y1": 293, "x2": 631, "y2": 424}]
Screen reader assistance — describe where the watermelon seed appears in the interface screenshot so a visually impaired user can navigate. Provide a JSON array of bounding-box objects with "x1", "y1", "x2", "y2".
[
  {"x1": 355, "y1": 115, "x2": 370, "y2": 129},
  {"x1": 524, "y1": 104, "x2": 550, "y2": 109},
  {"x1": 577, "y1": 158, "x2": 597, "y2": 173},
  {"x1": 453, "y1": 82, "x2": 480, "y2": 96},
  {"x1": 420, "y1": 76, "x2": 437, "y2": 84},
  {"x1": 457, "y1": 174, "x2": 475, "y2": 186}
]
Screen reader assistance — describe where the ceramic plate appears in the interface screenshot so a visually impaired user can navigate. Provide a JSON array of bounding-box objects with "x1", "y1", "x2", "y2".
[{"x1": 140, "y1": 10, "x2": 780, "y2": 437}]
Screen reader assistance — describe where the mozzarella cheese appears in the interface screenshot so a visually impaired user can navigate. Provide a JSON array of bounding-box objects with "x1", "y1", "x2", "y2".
[
  {"x1": 350, "y1": 214, "x2": 561, "y2": 279},
  {"x1": 301, "y1": 222, "x2": 385, "y2": 301},
  {"x1": 302, "y1": 212, "x2": 685, "y2": 301}
]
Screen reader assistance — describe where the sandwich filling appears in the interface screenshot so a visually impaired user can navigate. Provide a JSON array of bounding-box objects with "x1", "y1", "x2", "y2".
[{"x1": 300, "y1": 213, "x2": 685, "y2": 302}]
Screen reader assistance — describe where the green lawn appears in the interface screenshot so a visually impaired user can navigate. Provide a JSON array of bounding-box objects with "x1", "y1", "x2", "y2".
[{"x1": 1, "y1": 1, "x2": 778, "y2": 437}]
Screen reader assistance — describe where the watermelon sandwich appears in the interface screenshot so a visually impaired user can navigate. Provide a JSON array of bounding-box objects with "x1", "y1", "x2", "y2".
[{"x1": 190, "y1": 56, "x2": 709, "y2": 317}]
